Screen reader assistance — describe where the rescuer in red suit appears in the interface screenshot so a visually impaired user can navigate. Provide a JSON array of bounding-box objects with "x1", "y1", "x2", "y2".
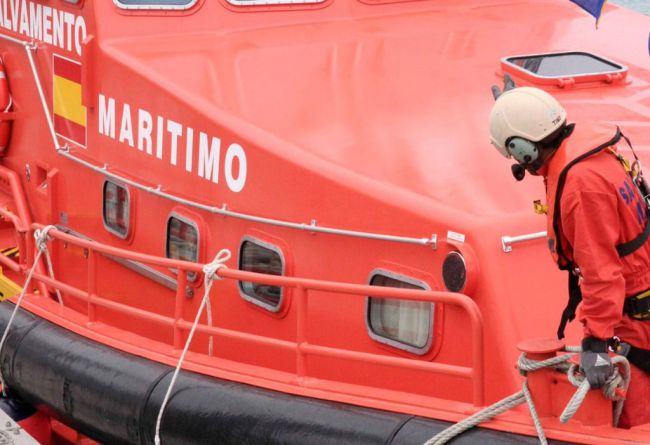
[{"x1": 489, "y1": 84, "x2": 650, "y2": 428}]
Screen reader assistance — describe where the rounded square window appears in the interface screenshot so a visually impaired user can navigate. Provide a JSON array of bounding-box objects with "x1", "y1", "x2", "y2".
[
  {"x1": 502, "y1": 52, "x2": 626, "y2": 84},
  {"x1": 103, "y1": 181, "x2": 131, "y2": 238},
  {"x1": 166, "y1": 215, "x2": 199, "y2": 281},
  {"x1": 238, "y1": 238, "x2": 284, "y2": 312},
  {"x1": 366, "y1": 271, "x2": 433, "y2": 354}
]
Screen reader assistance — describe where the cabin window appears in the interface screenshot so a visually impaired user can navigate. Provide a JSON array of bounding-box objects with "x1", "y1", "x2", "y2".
[
  {"x1": 166, "y1": 215, "x2": 199, "y2": 281},
  {"x1": 366, "y1": 271, "x2": 433, "y2": 354},
  {"x1": 226, "y1": 0, "x2": 325, "y2": 6},
  {"x1": 238, "y1": 238, "x2": 284, "y2": 312},
  {"x1": 503, "y1": 52, "x2": 625, "y2": 79},
  {"x1": 103, "y1": 181, "x2": 130, "y2": 238},
  {"x1": 114, "y1": 0, "x2": 197, "y2": 9}
]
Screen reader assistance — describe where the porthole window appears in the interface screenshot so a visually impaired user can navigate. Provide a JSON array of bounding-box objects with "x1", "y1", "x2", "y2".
[
  {"x1": 103, "y1": 181, "x2": 130, "y2": 238},
  {"x1": 366, "y1": 271, "x2": 433, "y2": 354},
  {"x1": 238, "y1": 238, "x2": 284, "y2": 312},
  {"x1": 166, "y1": 215, "x2": 199, "y2": 281}
]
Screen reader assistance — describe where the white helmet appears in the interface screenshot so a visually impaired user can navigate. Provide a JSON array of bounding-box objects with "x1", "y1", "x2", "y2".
[{"x1": 489, "y1": 87, "x2": 567, "y2": 158}]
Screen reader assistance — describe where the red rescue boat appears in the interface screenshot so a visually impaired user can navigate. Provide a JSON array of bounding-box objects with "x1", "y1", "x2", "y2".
[{"x1": 0, "y1": 0, "x2": 646, "y2": 444}]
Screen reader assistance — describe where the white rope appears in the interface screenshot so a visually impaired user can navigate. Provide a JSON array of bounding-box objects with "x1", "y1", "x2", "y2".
[
  {"x1": 154, "y1": 249, "x2": 231, "y2": 445},
  {"x1": 0, "y1": 225, "x2": 58, "y2": 395},
  {"x1": 423, "y1": 347, "x2": 631, "y2": 445},
  {"x1": 561, "y1": 355, "x2": 630, "y2": 426},
  {"x1": 34, "y1": 227, "x2": 63, "y2": 305}
]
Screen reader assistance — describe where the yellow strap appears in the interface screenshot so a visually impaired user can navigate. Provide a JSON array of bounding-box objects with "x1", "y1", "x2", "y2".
[
  {"x1": 607, "y1": 147, "x2": 632, "y2": 173},
  {"x1": 533, "y1": 199, "x2": 548, "y2": 215}
]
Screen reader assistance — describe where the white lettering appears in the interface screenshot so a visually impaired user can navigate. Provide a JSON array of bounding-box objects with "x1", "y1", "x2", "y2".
[
  {"x1": 42, "y1": 5, "x2": 52, "y2": 44},
  {"x1": 225, "y1": 143, "x2": 247, "y2": 192},
  {"x1": 156, "y1": 116, "x2": 164, "y2": 159},
  {"x1": 2, "y1": 1, "x2": 10, "y2": 30},
  {"x1": 119, "y1": 103, "x2": 134, "y2": 147},
  {"x1": 137, "y1": 109, "x2": 152, "y2": 154},
  {"x1": 9, "y1": 0, "x2": 18, "y2": 32},
  {"x1": 29, "y1": 3, "x2": 41, "y2": 41},
  {"x1": 74, "y1": 15, "x2": 85, "y2": 57},
  {"x1": 198, "y1": 132, "x2": 220, "y2": 184},
  {"x1": 167, "y1": 120, "x2": 182, "y2": 166},
  {"x1": 18, "y1": 0, "x2": 27, "y2": 35},
  {"x1": 98, "y1": 94, "x2": 116, "y2": 139},
  {"x1": 97, "y1": 93, "x2": 248, "y2": 192},
  {"x1": 185, "y1": 127, "x2": 193, "y2": 173},
  {"x1": 52, "y1": 8, "x2": 64, "y2": 49},
  {"x1": 63, "y1": 12, "x2": 74, "y2": 52}
]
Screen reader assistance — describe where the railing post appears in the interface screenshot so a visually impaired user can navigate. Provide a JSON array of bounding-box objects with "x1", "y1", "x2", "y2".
[
  {"x1": 173, "y1": 271, "x2": 187, "y2": 350},
  {"x1": 87, "y1": 249, "x2": 96, "y2": 323},
  {"x1": 295, "y1": 285, "x2": 307, "y2": 380}
]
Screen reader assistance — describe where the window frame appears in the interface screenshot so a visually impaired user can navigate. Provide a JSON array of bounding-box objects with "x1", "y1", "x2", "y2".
[
  {"x1": 501, "y1": 51, "x2": 627, "y2": 85},
  {"x1": 238, "y1": 236, "x2": 286, "y2": 313},
  {"x1": 365, "y1": 269, "x2": 434, "y2": 356},
  {"x1": 165, "y1": 212, "x2": 201, "y2": 282},
  {"x1": 113, "y1": 0, "x2": 199, "y2": 10},
  {"x1": 102, "y1": 180, "x2": 132, "y2": 240},
  {"x1": 225, "y1": 0, "x2": 324, "y2": 6}
]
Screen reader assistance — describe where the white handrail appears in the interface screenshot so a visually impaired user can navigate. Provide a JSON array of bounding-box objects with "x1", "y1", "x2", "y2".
[{"x1": 501, "y1": 231, "x2": 547, "y2": 253}]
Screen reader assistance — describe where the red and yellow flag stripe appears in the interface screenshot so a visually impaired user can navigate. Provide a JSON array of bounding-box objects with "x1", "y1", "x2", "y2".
[{"x1": 53, "y1": 55, "x2": 86, "y2": 147}]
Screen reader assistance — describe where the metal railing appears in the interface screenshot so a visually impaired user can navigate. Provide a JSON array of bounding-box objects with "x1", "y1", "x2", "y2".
[{"x1": 0, "y1": 220, "x2": 485, "y2": 406}]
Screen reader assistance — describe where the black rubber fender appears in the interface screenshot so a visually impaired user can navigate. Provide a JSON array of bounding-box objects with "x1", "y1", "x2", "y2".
[{"x1": 0, "y1": 303, "x2": 565, "y2": 444}]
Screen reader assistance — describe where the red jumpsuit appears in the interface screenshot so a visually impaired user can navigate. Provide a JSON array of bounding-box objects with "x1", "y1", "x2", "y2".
[{"x1": 545, "y1": 122, "x2": 650, "y2": 428}]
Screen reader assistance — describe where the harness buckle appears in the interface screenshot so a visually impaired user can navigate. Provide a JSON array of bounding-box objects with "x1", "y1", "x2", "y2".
[
  {"x1": 533, "y1": 200, "x2": 548, "y2": 215},
  {"x1": 624, "y1": 289, "x2": 650, "y2": 320}
]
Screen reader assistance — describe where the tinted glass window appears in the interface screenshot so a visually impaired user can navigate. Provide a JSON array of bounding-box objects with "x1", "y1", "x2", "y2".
[
  {"x1": 166, "y1": 216, "x2": 199, "y2": 281},
  {"x1": 368, "y1": 274, "x2": 432, "y2": 351},
  {"x1": 239, "y1": 240, "x2": 283, "y2": 311},
  {"x1": 506, "y1": 52, "x2": 622, "y2": 77},
  {"x1": 103, "y1": 181, "x2": 130, "y2": 238}
]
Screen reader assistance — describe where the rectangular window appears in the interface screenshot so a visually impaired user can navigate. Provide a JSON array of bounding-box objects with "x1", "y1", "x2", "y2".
[
  {"x1": 114, "y1": 0, "x2": 197, "y2": 9},
  {"x1": 166, "y1": 215, "x2": 199, "y2": 281},
  {"x1": 503, "y1": 52, "x2": 625, "y2": 79},
  {"x1": 103, "y1": 181, "x2": 130, "y2": 238},
  {"x1": 367, "y1": 272, "x2": 433, "y2": 354},
  {"x1": 238, "y1": 238, "x2": 284, "y2": 312}
]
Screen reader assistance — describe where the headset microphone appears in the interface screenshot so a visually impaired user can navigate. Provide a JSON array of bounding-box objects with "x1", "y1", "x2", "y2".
[{"x1": 511, "y1": 164, "x2": 526, "y2": 181}]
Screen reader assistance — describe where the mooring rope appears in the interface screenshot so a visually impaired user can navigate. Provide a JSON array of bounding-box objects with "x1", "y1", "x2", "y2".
[
  {"x1": 0, "y1": 225, "x2": 59, "y2": 395},
  {"x1": 423, "y1": 347, "x2": 630, "y2": 445},
  {"x1": 154, "y1": 249, "x2": 231, "y2": 445}
]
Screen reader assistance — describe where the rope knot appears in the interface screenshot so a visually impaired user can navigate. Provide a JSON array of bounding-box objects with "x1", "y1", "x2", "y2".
[
  {"x1": 34, "y1": 225, "x2": 56, "y2": 252},
  {"x1": 202, "y1": 249, "x2": 231, "y2": 283}
]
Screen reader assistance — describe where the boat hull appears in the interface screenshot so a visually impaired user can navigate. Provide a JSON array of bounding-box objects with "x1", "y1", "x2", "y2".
[{"x1": 0, "y1": 303, "x2": 550, "y2": 445}]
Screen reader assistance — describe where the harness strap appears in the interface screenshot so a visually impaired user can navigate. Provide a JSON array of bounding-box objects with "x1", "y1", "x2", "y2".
[
  {"x1": 625, "y1": 344, "x2": 650, "y2": 374},
  {"x1": 616, "y1": 215, "x2": 650, "y2": 257},
  {"x1": 624, "y1": 291, "x2": 650, "y2": 320},
  {"x1": 557, "y1": 271, "x2": 582, "y2": 340}
]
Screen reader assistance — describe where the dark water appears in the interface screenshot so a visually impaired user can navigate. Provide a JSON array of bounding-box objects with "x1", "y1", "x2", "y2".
[{"x1": 612, "y1": 0, "x2": 650, "y2": 15}]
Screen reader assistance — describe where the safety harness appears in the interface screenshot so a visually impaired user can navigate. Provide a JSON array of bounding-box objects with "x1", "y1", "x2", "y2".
[{"x1": 550, "y1": 129, "x2": 650, "y2": 373}]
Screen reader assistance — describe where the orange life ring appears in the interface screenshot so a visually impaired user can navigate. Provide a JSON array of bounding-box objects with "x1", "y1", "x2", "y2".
[{"x1": 0, "y1": 60, "x2": 12, "y2": 156}]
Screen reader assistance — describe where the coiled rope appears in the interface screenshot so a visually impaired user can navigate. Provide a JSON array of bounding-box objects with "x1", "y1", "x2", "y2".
[
  {"x1": 0, "y1": 225, "x2": 62, "y2": 396},
  {"x1": 154, "y1": 249, "x2": 231, "y2": 445},
  {"x1": 423, "y1": 347, "x2": 630, "y2": 445}
]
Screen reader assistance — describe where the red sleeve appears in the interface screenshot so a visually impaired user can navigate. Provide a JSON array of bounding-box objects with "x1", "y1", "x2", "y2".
[{"x1": 560, "y1": 189, "x2": 625, "y2": 340}]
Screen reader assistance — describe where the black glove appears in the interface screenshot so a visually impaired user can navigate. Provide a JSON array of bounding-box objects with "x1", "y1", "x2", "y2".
[{"x1": 580, "y1": 337, "x2": 614, "y2": 389}]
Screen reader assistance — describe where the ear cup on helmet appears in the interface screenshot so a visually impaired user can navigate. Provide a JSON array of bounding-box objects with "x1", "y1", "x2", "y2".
[{"x1": 507, "y1": 137, "x2": 539, "y2": 164}]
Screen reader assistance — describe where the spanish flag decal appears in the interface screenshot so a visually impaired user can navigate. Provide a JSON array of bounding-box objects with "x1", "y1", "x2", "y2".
[{"x1": 53, "y1": 55, "x2": 86, "y2": 147}]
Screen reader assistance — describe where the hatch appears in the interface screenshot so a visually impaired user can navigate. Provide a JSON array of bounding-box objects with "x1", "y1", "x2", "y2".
[{"x1": 502, "y1": 51, "x2": 627, "y2": 87}]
